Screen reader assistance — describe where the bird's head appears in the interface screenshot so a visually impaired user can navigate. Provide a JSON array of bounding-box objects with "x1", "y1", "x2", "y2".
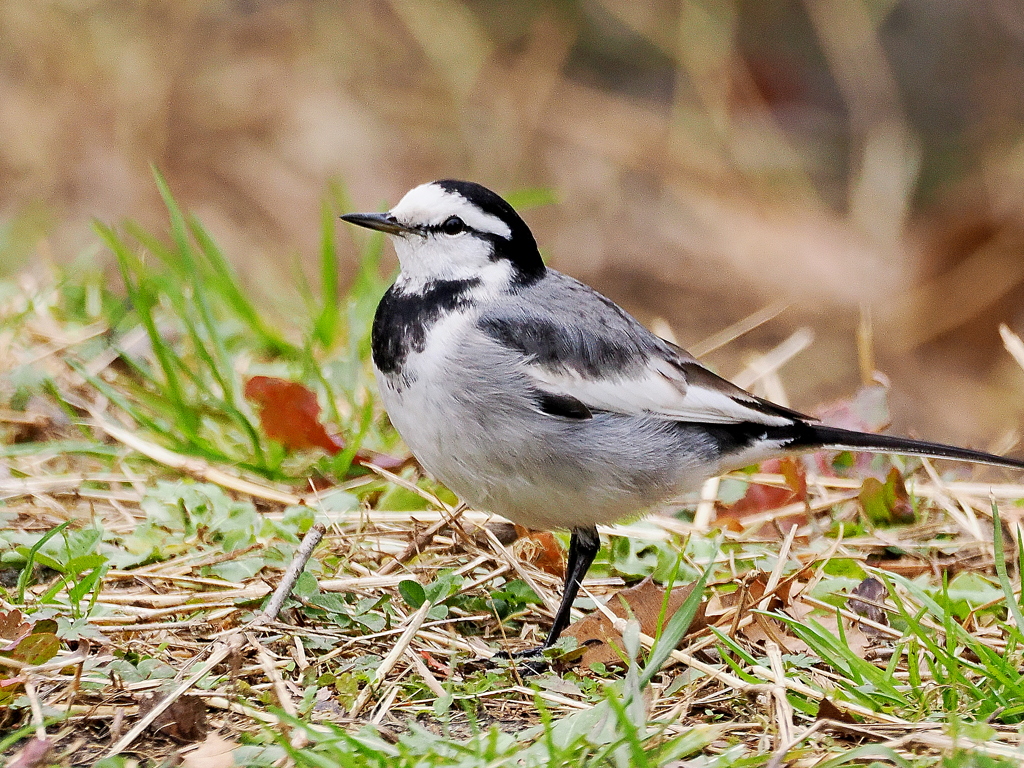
[{"x1": 341, "y1": 180, "x2": 543, "y2": 288}]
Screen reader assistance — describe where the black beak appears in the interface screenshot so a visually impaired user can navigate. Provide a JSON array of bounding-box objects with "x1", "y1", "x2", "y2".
[{"x1": 339, "y1": 212, "x2": 414, "y2": 236}]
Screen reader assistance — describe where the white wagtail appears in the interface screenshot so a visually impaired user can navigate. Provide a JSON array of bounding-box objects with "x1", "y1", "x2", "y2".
[{"x1": 342, "y1": 180, "x2": 1024, "y2": 654}]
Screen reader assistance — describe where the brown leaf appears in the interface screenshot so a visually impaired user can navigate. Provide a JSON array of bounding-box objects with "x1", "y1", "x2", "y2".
[
  {"x1": 0, "y1": 610, "x2": 33, "y2": 651},
  {"x1": 138, "y1": 692, "x2": 208, "y2": 743},
  {"x1": 181, "y1": 733, "x2": 238, "y2": 768},
  {"x1": 563, "y1": 577, "x2": 705, "y2": 668},
  {"x1": 719, "y1": 459, "x2": 810, "y2": 536},
  {"x1": 779, "y1": 457, "x2": 808, "y2": 502},
  {"x1": 816, "y1": 698, "x2": 858, "y2": 724},
  {"x1": 244, "y1": 375, "x2": 410, "y2": 470},
  {"x1": 512, "y1": 526, "x2": 565, "y2": 578},
  {"x1": 727, "y1": 458, "x2": 801, "y2": 516},
  {"x1": 849, "y1": 576, "x2": 889, "y2": 632},
  {"x1": 244, "y1": 376, "x2": 344, "y2": 454}
]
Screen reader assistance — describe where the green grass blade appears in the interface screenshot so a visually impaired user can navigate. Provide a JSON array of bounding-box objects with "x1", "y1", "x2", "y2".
[
  {"x1": 186, "y1": 213, "x2": 296, "y2": 356},
  {"x1": 92, "y1": 222, "x2": 198, "y2": 437},
  {"x1": 16, "y1": 521, "x2": 71, "y2": 603},
  {"x1": 992, "y1": 500, "x2": 1024, "y2": 637},
  {"x1": 640, "y1": 543, "x2": 717, "y2": 686}
]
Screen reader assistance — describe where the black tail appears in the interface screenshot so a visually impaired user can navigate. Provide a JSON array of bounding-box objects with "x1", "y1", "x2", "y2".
[{"x1": 787, "y1": 423, "x2": 1024, "y2": 472}]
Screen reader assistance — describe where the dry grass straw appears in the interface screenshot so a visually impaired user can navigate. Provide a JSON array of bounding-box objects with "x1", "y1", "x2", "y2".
[
  {"x1": 5, "y1": 428, "x2": 1024, "y2": 762},
  {"x1": 5, "y1": 256, "x2": 1024, "y2": 765}
]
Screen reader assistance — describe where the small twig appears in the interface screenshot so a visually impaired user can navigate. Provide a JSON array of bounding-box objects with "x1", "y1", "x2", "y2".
[
  {"x1": 690, "y1": 302, "x2": 790, "y2": 358},
  {"x1": 481, "y1": 526, "x2": 560, "y2": 618},
  {"x1": 249, "y1": 633, "x2": 307, "y2": 748},
  {"x1": 405, "y1": 647, "x2": 447, "y2": 698},
  {"x1": 765, "y1": 721, "x2": 827, "y2": 768},
  {"x1": 249, "y1": 635, "x2": 298, "y2": 719},
  {"x1": 253, "y1": 523, "x2": 325, "y2": 625},
  {"x1": 361, "y1": 462, "x2": 453, "y2": 512},
  {"x1": 732, "y1": 328, "x2": 814, "y2": 390},
  {"x1": 369, "y1": 669, "x2": 408, "y2": 725},
  {"x1": 1000, "y1": 324, "x2": 1024, "y2": 375},
  {"x1": 760, "y1": 524, "x2": 798, "y2": 611}
]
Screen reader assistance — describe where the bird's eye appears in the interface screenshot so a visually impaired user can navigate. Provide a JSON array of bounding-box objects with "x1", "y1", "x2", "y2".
[{"x1": 440, "y1": 216, "x2": 466, "y2": 235}]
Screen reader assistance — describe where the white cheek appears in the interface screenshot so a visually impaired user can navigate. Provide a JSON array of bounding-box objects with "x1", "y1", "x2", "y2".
[{"x1": 392, "y1": 234, "x2": 498, "y2": 286}]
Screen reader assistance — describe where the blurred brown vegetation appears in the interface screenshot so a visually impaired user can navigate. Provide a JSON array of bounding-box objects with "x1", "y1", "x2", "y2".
[{"x1": 2, "y1": 0, "x2": 1024, "y2": 449}]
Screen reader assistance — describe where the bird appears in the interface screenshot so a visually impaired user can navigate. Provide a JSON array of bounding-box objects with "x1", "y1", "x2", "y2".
[{"x1": 341, "y1": 179, "x2": 1024, "y2": 656}]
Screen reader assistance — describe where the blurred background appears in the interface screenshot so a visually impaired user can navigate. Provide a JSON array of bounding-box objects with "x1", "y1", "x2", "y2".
[{"x1": 2, "y1": 0, "x2": 1024, "y2": 450}]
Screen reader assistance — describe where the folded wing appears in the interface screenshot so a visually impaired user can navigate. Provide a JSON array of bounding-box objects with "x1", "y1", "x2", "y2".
[{"x1": 479, "y1": 272, "x2": 811, "y2": 427}]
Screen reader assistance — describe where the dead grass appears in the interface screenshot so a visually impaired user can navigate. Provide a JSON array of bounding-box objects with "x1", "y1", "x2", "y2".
[{"x1": 5, "y1": 277, "x2": 1024, "y2": 766}]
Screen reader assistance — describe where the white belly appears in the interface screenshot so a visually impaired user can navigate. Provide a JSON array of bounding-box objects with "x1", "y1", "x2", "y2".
[{"x1": 372, "y1": 316, "x2": 716, "y2": 530}]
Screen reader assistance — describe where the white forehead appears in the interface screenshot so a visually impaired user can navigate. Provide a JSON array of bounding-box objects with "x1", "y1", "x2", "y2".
[{"x1": 390, "y1": 183, "x2": 512, "y2": 239}]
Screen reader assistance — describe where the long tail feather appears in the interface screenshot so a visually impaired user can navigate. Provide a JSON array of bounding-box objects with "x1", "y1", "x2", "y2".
[{"x1": 790, "y1": 423, "x2": 1024, "y2": 471}]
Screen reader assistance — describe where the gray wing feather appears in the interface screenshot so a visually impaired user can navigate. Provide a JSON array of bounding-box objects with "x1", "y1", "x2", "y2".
[{"x1": 478, "y1": 270, "x2": 810, "y2": 426}]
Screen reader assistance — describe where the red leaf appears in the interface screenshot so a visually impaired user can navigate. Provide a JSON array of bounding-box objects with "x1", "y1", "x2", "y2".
[
  {"x1": 512, "y1": 525, "x2": 565, "y2": 578},
  {"x1": 244, "y1": 376, "x2": 344, "y2": 455},
  {"x1": 418, "y1": 650, "x2": 452, "y2": 676},
  {"x1": 728, "y1": 458, "x2": 805, "y2": 516}
]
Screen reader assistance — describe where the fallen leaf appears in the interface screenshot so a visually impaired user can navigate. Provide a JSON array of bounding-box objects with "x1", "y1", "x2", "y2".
[
  {"x1": 718, "y1": 458, "x2": 810, "y2": 535},
  {"x1": 0, "y1": 610, "x2": 33, "y2": 650},
  {"x1": 563, "y1": 577, "x2": 706, "y2": 668},
  {"x1": 244, "y1": 376, "x2": 343, "y2": 454},
  {"x1": 244, "y1": 375, "x2": 409, "y2": 470},
  {"x1": 848, "y1": 576, "x2": 888, "y2": 631},
  {"x1": 726, "y1": 458, "x2": 806, "y2": 517},
  {"x1": 181, "y1": 733, "x2": 238, "y2": 768},
  {"x1": 816, "y1": 698, "x2": 857, "y2": 724},
  {"x1": 138, "y1": 692, "x2": 208, "y2": 743},
  {"x1": 512, "y1": 526, "x2": 565, "y2": 577},
  {"x1": 418, "y1": 650, "x2": 452, "y2": 677},
  {"x1": 6, "y1": 634, "x2": 60, "y2": 666}
]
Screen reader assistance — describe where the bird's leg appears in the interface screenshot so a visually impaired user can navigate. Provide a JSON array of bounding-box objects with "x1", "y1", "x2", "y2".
[
  {"x1": 542, "y1": 526, "x2": 600, "y2": 648},
  {"x1": 495, "y1": 525, "x2": 600, "y2": 666}
]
